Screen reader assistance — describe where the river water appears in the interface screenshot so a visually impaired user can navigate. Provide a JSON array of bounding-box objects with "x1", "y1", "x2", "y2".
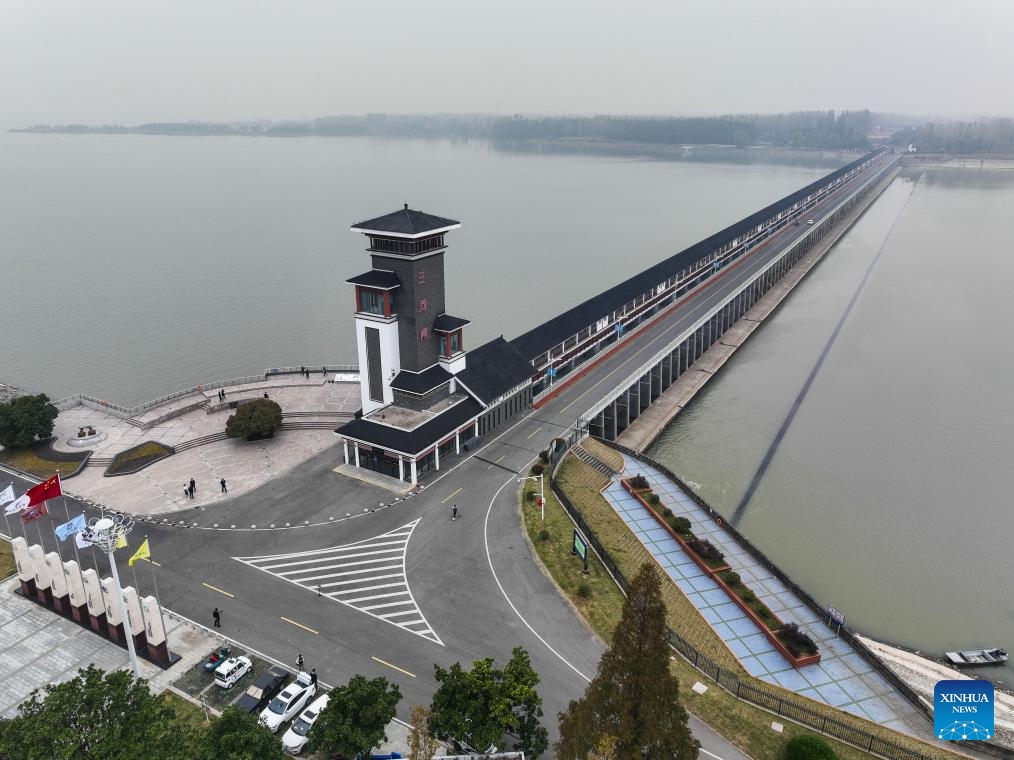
[
  {"x1": 0, "y1": 132, "x2": 842, "y2": 405},
  {"x1": 649, "y1": 167, "x2": 1014, "y2": 685}
]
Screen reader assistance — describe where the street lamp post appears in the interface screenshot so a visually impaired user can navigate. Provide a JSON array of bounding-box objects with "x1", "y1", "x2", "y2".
[
  {"x1": 82, "y1": 514, "x2": 140, "y2": 678},
  {"x1": 517, "y1": 472, "x2": 545, "y2": 521}
]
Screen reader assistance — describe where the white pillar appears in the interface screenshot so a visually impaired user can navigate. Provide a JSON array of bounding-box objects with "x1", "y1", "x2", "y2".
[
  {"x1": 64, "y1": 560, "x2": 86, "y2": 609},
  {"x1": 28, "y1": 544, "x2": 51, "y2": 592},
  {"x1": 354, "y1": 444, "x2": 360, "y2": 468},
  {"x1": 410, "y1": 459, "x2": 417, "y2": 485},
  {"x1": 455, "y1": 431, "x2": 461, "y2": 454},
  {"x1": 434, "y1": 445, "x2": 440, "y2": 470},
  {"x1": 343, "y1": 439, "x2": 349, "y2": 465},
  {"x1": 45, "y1": 552, "x2": 67, "y2": 598},
  {"x1": 141, "y1": 595, "x2": 166, "y2": 645},
  {"x1": 398, "y1": 456, "x2": 404, "y2": 482},
  {"x1": 474, "y1": 420, "x2": 479, "y2": 437},
  {"x1": 81, "y1": 568, "x2": 103, "y2": 617},
  {"x1": 11, "y1": 537, "x2": 32, "y2": 584}
]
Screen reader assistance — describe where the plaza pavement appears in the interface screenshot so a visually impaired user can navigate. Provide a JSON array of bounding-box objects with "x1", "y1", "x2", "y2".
[{"x1": 49, "y1": 375, "x2": 360, "y2": 516}]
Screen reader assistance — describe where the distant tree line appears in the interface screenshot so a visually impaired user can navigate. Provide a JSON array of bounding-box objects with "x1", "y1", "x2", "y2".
[
  {"x1": 20, "y1": 110, "x2": 1014, "y2": 153},
  {"x1": 890, "y1": 118, "x2": 1014, "y2": 153},
  {"x1": 490, "y1": 110, "x2": 874, "y2": 150}
]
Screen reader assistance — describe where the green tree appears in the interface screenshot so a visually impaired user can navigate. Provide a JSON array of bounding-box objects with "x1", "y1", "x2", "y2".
[
  {"x1": 428, "y1": 647, "x2": 548, "y2": 757},
  {"x1": 0, "y1": 666, "x2": 197, "y2": 760},
  {"x1": 196, "y1": 707, "x2": 283, "y2": 760},
  {"x1": 557, "y1": 563, "x2": 699, "y2": 760},
  {"x1": 407, "y1": 704, "x2": 440, "y2": 760},
  {"x1": 308, "y1": 675, "x2": 401, "y2": 758},
  {"x1": 0, "y1": 393, "x2": 58, "y2": 449},
  {"x1": 224, "y1": 399, "x2": 282, "y2": 441},
  {"x1": 782, "y1": 734, "x2": 836, "y2": 760}
]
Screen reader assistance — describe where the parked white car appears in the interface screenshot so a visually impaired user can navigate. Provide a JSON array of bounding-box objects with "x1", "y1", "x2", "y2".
[
  {"x1": 281, "y1": 691, "x2": 330, "y2": 754},
  {"x1": 259, "y1": 672, "x2": 316, "y2": 733},
  {"x1": 214, "y1": 656, "x2": 252, "y2": 689}
]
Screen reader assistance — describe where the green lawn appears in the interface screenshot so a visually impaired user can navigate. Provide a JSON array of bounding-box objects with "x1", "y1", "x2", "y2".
[
  {"x1": 161, "y1": 689, "x2": 211, "y2": 730},
  {"x1": 0, "y1": 445, "x2": 87, "y2": 479},
  {"x1": 0, "y1": 540, "x2": 14, "y2": 580}
]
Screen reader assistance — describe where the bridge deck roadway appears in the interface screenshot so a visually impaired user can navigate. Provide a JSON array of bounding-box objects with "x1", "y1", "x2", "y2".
[{"x1": 3, "y1": 158, "x2": 894, "y2": 753}]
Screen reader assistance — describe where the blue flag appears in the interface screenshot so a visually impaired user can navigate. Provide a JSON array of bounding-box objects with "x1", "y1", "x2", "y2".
[{"x1": 54, "y1": 513, "x2": 86, "y2": 542}]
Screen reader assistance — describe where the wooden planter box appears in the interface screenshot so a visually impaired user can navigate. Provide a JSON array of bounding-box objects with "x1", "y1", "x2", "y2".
[{"x1": 624, "y1": 482, "x2": 820, "y2": 668}]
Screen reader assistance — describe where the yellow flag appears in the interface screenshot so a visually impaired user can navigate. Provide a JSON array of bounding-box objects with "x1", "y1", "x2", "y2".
[
  {"x1": 114, "y1": 531, "x2": 127, "y2": 550},
  {"x1": 128, "y1": 538, "x2": 150, "y2": 567}
]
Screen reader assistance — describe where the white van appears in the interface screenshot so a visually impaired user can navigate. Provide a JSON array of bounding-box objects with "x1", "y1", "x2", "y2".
[{"x1": 214, "y1": 655, "x2": 253, "y2": 689}]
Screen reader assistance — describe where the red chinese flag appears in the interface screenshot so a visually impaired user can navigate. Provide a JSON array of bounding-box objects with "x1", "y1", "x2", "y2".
[
  {"x1": 21, "y1": 500, "x2": 49, "y2": 524},
  {"x1": 25, "y1": 475, "x2": 61, "y2": 506}
]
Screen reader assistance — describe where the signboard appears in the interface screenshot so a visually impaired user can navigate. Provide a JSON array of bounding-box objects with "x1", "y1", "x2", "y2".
[
  {"x1": 572, "y1": 530, "x2": 587, "y2": 562},
  {"x1": 546, "y1": 367, "x2": 557, "y2": 378},
  {"x1": 614, "y1": 323, "x2": 624, "y2": 335}
]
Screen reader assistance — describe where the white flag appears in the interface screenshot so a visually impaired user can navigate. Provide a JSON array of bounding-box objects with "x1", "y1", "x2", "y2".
[
  {"x1": 0, "y1": 484, "x2": 14, "y2": 506},
  {"x1": 4, "y1": 493, "x2": 29, "y2": 516},
  {"x1": 75, "y1": 531, "x2": 93, "y2": 549}
]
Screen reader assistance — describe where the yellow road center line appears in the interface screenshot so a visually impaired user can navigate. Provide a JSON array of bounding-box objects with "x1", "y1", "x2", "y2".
[
  {"x1": 138, "y1": 558, "x2": 161, "y2": 567},
  {"x1": 371, "y1": 655, "x2": 416, "y2": 678},
  {"x1": 441, "y1": 487, "x2": 462, "y2": 504},
  {"x1": 486, "y1": 454, "x2": 505, "y2": 470},
  {"x1": 526, "y1": 426, "x2": 543, "y2": 439},
  {"x1": 280, "y1": 616, "x2": 319, "y2": 635},
  {"x1": 202, "y1": 582, "x2": 234, "y2": 598}
]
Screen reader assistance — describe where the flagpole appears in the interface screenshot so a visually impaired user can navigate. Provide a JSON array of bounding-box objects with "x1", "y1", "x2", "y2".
[
  {"x1": 2, "y1": 482, "x2": 12, "y2": 539},
  {"x1": 145, "y1": 537, "x2": 169, "y2": 645},
  {"x1": 55, "y1": 473, "x2": 82, "y2": 567},
  {"x1": 50, "y1": 506, "x2": 64, "y2": 564}
]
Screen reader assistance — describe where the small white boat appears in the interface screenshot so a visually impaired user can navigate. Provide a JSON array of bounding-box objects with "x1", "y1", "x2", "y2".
[{"x1": 945, "y1": 647, "x2": 1008, "y2": 666}]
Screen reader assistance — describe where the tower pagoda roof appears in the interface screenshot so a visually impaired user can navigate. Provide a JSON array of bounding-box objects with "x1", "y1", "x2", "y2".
[{"x1": 351, "y1": 205, "x2": 461, "y2": 239}]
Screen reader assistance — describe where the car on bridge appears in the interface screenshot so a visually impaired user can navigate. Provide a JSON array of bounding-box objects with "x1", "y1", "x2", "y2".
[
  {"x1": 806, "y1": 218, "x2": 815, "y2": 225},
  {"x1": 259, "y1": 672, "x2": 316, "y2": 732}
]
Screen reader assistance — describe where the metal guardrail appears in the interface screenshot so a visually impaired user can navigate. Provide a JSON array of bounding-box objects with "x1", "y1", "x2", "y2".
[{"x1": 52, "y1": 364, "x2": 360, "y2": 419}]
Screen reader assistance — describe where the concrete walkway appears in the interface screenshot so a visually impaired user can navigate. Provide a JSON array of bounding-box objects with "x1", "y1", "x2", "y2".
[{"x1": 43, "y1": 376, "x2": 360, "y2": 516}]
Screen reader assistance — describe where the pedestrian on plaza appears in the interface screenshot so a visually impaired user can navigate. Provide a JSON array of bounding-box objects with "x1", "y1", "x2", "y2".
[
  {"x1": 263, "y1": 391, "x2": 269, "y2": 399},
  {"x1": 220, "y1": 478, "x2": 227, "y2": 493},
  {"x1": 221, "y1": 388, "x2": 227, "y2": 400},
  {"x1": 297, "y1": 653, "x2": 305, "y2": 671},
  {"x1": 189, "y1": 478, "x2": 196, "y2": 495},
  {"x1": 213, "y1": 608, "x2": 221, "y2": 628},
  {"x1": 322, "y1": 367, "x2": 326, "y2": 377},
  {"x1": 184, "y1": 485, "x2": 189, "y2": 499},
  {"x1": 301, "y1": 366, "x2": 305, "y2": 375},
  {"x1": 310, "y1": 668, "x2": 318, "y2": 686},
  {"x1": 452, "y1": 504, "x2": 458, "y2": 521}
]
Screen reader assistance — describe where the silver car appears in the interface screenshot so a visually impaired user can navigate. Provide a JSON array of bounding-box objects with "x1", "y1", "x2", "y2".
[
  {"x1": 258, "y1": 672, "x2": 316, "y2": 733},
  {"x1": 281, "y1": 692, "x2": 330, "y2": 754}
]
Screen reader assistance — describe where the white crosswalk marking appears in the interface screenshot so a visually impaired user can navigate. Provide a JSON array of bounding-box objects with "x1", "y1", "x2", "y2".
[{"x1": 233, "y1": 519, "x2": 442, "y2": 645}]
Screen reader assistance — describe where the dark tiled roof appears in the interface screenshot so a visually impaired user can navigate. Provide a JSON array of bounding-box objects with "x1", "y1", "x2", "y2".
[
  {"x1": 335, "y1": 397, "x2": 483, "y2": 456},
  {"x1": 432, "y1": 314, "x2": 471, "y2": 332},
  {"x1": 346, "y1": 270, "x2": 401, "y2": 290},
  {"x1": 455, "y1": 337, "x2": 534, "y2": 406},
  {"x1": 390, "y1": 365, "x2": 453, "y2": 395},
  {"x1": 351, "y1": 206, "x2": 460, "y2": 237},
  {"x1": 510, "y1": 148, "x2": 888, "y2": 360}
]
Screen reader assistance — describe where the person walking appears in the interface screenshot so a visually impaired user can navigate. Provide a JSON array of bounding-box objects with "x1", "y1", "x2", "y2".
[
  {"x1": 452, "y1": 504, "x2": 458, "y2": 521},
  {"x1": 310, "y1": 668, "x2": 318, "y2": 686},
  {"x1": 297, "y1": 653, "x2": 305, "y2": 671},
  {"x1": 220, "y1": 478, "x2": 227, "y2": 493},
  {"x1": 184, "y1": 485, "x2": 189, "y2": 499},
  {"x1": 213, "y1": 607, "x2": 221, "y2": 628},
  {"x1": 189, "y1": 478, "x2": 196, "y2": 495}
]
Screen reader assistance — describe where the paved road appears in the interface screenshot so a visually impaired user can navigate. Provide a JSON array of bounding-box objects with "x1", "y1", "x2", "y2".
[{"x1": 2, "y1": 157, "x2": 893, "y2": 754}]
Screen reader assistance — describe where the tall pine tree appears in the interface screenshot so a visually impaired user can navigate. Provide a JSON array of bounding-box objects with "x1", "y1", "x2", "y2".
[{"x1": 557, "y1": 563, "x2": 699, "y2": 759}]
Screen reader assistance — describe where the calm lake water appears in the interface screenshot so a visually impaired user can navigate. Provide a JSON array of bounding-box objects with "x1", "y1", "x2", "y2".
[
  {"x1": 0, "y1": 133, "x2": 841, "y2": 405},
  {"x1": 649, "y1": 167, "x2": 1014, "y2": 684}
]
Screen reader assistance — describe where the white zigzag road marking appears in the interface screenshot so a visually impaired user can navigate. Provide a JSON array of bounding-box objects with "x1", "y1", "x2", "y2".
[{"x1": 233, "y1": 518, "x2": 442, "y2": 645}]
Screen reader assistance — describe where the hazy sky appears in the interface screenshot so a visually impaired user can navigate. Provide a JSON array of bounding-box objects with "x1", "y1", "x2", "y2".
[{"x1": 2, "y1": 0, "x2": 1012, "y2": 127}]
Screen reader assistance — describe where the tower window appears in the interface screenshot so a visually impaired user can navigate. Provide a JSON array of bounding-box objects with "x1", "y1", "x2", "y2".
[{"x1": 358, "y1": 288, "x2": 386, "y2": 316}]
